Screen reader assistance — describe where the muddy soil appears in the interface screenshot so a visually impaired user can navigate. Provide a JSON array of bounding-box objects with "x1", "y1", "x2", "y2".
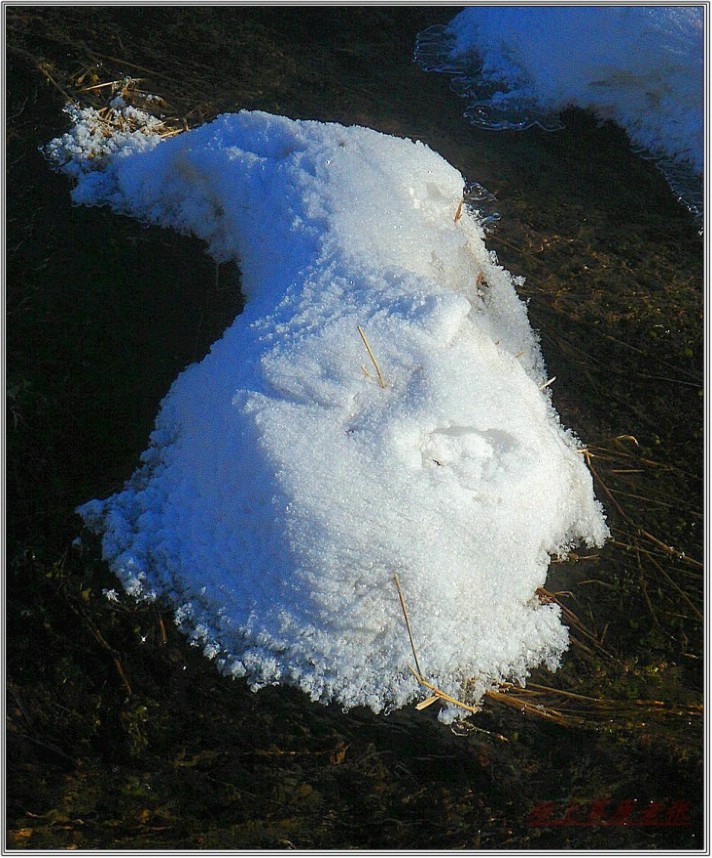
[{"x1": 6, "y1": 7, "x2": 704, "y2": 849}]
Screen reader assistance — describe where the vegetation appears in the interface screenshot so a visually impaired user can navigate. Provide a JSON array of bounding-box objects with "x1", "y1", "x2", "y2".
[{"x1": 6, "y1": 7, "x2": 704, "y2": 849}]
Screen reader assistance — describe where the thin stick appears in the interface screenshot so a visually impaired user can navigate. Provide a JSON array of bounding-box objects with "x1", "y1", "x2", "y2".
[
  {"x1": 639, "y1": 527, "x2": 682, "y2": 559},
  {"x1": 78, "y1": 78, "x2": 142, "y2": 92},
  {"x1": 358, "y1": 325, "x2": 386, "y2": 388},
  {"x1": 393, "y1": 575, "x2": 493, "y2": 723},
  {"x1": 87, "y1": 51, "x2": 176, "y2": 83},
  {"x1": 583, "y1": 449, "x2": 631, "y2": 522},
  {"x1": 393, "y1": 574, "x2": 422, "y2": 678},
  {"x1": 37, "y1": 61, "x2": 76, "y2": 104},
  {"x1": 156, "y1": 607, "x2": 168, "y2": 645},
  {"x1": 613, "y1": 434, "x2": 639, "y2": 448},
  {"x1": 485, "y1": 688, "x2": 571, "y2": 726},
  {"x1": 408, "y1": 667, "x2": 481, "y2": 716}
]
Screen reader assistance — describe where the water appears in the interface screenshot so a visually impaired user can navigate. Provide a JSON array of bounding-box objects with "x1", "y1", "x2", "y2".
[
  {"x1": 414, "y1": 9, "x2": 704, "y2": 220},
  {"x1": 415, "y1": 24, "x2": 566, "y2": 133}
]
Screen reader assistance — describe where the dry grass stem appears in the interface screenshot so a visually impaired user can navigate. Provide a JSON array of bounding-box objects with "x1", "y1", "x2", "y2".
[
  {"x1": 537, "y1": 588, "x2": 616, "y2": 660},
  {"x1": 37, "y1": 61, "x2": 76, "y2": 104},
  {"x1": 407, "y1": 666, "x2": 482, "y2": 716},
  {"x1": 358, "y1": 325, "x2": 386, "y2": 388},
  {"x1": 485, "y1": 681, "x2": 702, "y2": 730},
  {"x1": 78, "y1": 77, "x2": 144, "y2": 93},
  {"x1": 393, "y1": 573, "x2": 422, "y2": 678},
  {"x1": 393, "y1": 575, "x2": 483, "y2": 718}
]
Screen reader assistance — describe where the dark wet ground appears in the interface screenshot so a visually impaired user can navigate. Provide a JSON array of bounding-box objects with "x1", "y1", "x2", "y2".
[{"x1": 5, "y1": 7, "x2": 705, "y2": 850}]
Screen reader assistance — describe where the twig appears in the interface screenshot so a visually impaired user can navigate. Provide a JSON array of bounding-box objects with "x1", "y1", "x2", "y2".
[
  {"x1": 65, "y1": 597, "x2": 133, "y2": 696},
  {"x1": 393, "y1": 575, "x2": 485, "y2": 720},
  {"x1": 86, "y1": 50, "x2": 176, "y2": 83},
  {"x1": 358, "y1": 325, "x2": 386, "y2": 388},
  {"x1": 78, "y1": 78, "x2": 142, "y2": 92},
  {"x1": 408, "y1": 666, "x2": 482, "y2": 717},
  {"x1": 393, "y1": 574, "x2": 422, "y2": 678},
  {"x1": 537, "y1": 588, "x2": 616, "y2": 660},
  {"x1": 155, "y1": 607, "x2": 168, "y2": 645},
  {"x1": 37, "y1": 61, "x2": 76, "y2": 104}
]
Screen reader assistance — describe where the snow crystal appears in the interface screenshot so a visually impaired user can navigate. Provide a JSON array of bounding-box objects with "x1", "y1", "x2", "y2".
[
  {"x1": 416, "y1": 7, "x2": 703, "y2": 174},
  {"x1": 48, "y1": 108, "x2": 608, "y2": 720}
]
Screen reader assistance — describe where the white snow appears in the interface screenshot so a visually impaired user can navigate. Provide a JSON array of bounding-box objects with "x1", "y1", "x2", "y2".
[
  {"x1": 48, "y1": 107, "x2": 608, "y2": 720},
  {"x1": 44, "y1": 100, "x2": 164, "y2": 177},
  {"x1": 416, "y1": 6, "x2": 704, "y2": 174}
]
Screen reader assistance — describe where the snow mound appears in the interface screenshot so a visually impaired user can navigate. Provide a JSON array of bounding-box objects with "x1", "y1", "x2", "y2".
[
  {"x1": 48, "y1": 108, "x2": 608, "y2": 720},
  {"x1": 417, "y1": 6, "x2": 703, "y2": 174}
]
